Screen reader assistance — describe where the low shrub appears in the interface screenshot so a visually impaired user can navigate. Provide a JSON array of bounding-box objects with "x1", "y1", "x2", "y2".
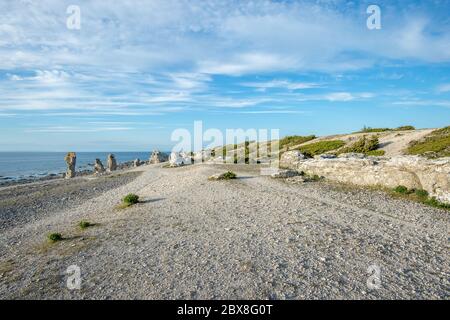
[
  {"x1": 393, "y1": 185, "x2": 409, "y2": 194},
  {"x1": 123, "y1": 193, "x2": 139, "y2": 205},
  {"x1": 221, "y1": 171, "x2": 237, "y2": 180},
  {"x1": 414, "y1": 189, "x2": 429, "y2": 199},
  {"x1": 392, "y1": 186, "x2": 449, "y2": 210},
  {"x1": 339, "y1": 136, "x2": 380, "y2": 155},
  {"x1": 78, "y1": 221, "x2": 92, "y2": 230},
  {"x1": 48, "y1": 233, "x2": 63, "y2": 243},
  {"x1": 208, "y1": 171, "x2": 237, "y2": 181},
  {"x1": 298, "y1": 140, "x2": 345, "y2": 156},
  {"x1": 395, "y1": 125, "x2": 415, "y2": 131}
]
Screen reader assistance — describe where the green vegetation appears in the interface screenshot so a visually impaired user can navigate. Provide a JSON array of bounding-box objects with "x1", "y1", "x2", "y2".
[
  {"x1": 395, "y1": 125, "x2": 415, "y2": 131},
  {"x1": 357, "y1": 125, "x2": 415, "y2": 133},
  {"x1": 298, "y1": 140, "x2": 345, "y2": 156},
  {"x1": 47, "y1": 233, "x2": 63, "y2": 243},
  {"x1": 308, "y1": 174, "x2": 322, "y2": 182},
  {"x1": 338, "y1": 136, "x2": 380, "y2": 155},
  {"x1": 406, "y1": 126, "x2": 450, "y2": 158},
  {"x1": 392, "y1": 186, "x2": 449, "y2": 210},
  {"x1": 358, "y1": 126, "x2": 391, "y2": 133},
  {"x1": 393, "y1": 185, "x2": 408, "y2": 194},
  {"x1": 78, "y1": 221, "x2": 92, "y2": 230},
  {"x1": 209, "y1": 171, "x2": 237, "y2": 180},
  {"x1": 366, "y1": 149, "x2": 386, "y2": 156},
  {"x1": 221, "y1": 171, "x2": 237, "y2": 180},
  {"x1": 279, "y1": 135, "x2": 316, "y2": 149},
  {"x1": 118, "y1": 193, "x2": 140, "y2": 209}
]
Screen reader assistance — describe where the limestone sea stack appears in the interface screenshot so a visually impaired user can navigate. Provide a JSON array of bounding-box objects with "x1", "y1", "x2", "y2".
[
  {"x1": 94, "y1": 158, "x2": 105, "y2": 174},
  {"x1": 133, "y1": 159, "x2": 141, "y2": 167},
  {"x1": 107, "y1": 154, "x2": 117, "y2": 172},
  {"x1": 149, "y1": 150, "x2": 167, "y2": 164},
  {"x1": 64, "y1": 152, "x2": 76, "y2": 178}
]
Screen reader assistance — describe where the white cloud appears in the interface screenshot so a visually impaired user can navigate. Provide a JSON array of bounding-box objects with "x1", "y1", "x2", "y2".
[
  {"x1": 240, "y1": 80, "x2": 319, "y2": 91},
  {"x1": 325, "y1": 92, "x2": 355, "y2": 102},
  {"x1": 26, "y1": 126, "x2": 133, "y2": 133},
  {"x1": 0, "y1": 0, "x2": 449, "y2": 76},
  {"x1": 392, "y1": 100, "x2": 450, "y2": 108},
  {"x1": 437, "y1": 83, "x2": 450, "y2": 93}
]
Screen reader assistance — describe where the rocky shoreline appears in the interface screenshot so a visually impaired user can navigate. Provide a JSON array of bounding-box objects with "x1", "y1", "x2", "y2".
[{"x1": 0, "y1": 159, "x2": 149, "y2": 188}]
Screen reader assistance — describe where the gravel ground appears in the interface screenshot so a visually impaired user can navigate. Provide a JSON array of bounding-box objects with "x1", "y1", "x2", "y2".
[
  {"x1": 0, "y1": 163, "x2": 448, "y2": 299},
  {"x1": 0, "y1": 171, "x2": 141, "y2": 232}
]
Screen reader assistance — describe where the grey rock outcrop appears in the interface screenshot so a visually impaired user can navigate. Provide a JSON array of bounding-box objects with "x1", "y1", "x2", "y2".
[
  {"x1": 64, "y1": 152, "x2": 76, "y2": 178},
  {"x1": 338, "y1": 152, "x2": 366, "y2": 159},
  {"x1": 280, "y1": 151, "x2": 307, "y2": 168},
  {"x1": 107, "y1": 154, "x2": 117, "y2": 172},
  {"x1": 94, "y1": 158, "x2": 105, "y2": 174},
  {"x1": 281, "y1": 154, "x2": 450, "y2": 204},
  {"x1": 314, "y1": 154, "x2": 337, "y2": 159},
  {"x1": 133, "y1": 159, "x2": 141, "y2": 167},
  {"x1": 271, "y1": 169, "x2": 301, "y2": 178}
]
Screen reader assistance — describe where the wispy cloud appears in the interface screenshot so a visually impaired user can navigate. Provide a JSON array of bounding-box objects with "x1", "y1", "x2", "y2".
[
  {"x1": 25, "y1": 126, "x2": 134, "y2": 133},
  {"x1": 240, "y1": 80, "x2": 319, "y2": 91},
  {"x1": 437, "y1": 83, "x2": 450, "y2": 93}
]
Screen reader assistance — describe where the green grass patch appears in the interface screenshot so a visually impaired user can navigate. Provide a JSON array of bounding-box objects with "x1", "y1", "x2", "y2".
[
  {"x1": 393, "y1": 185, "x2": 409, "y2": 194},
  {"x1": 406, "y1": 126, "x2": 450, "y2": 158},
  {"x1": 78, "y1": 221, "x2": 93, "y2": 230},
  {"x1": 356, "y1": 126, "x2": 391, "y2": 133},
  {"x1": 279, "y1": 135, "x2": 316, "y2": 149},
  {"x1": 298, "y1": 140, "x2": 345, "y2": 156},
  {"x1": 392, "y1": 186, "x2": 449, "y2": 210},
  {"x1": 356, "y1": 125, "x2": 415, "y2": 133},
  {"x1": 47, "y1": 233, "x2": 63, "y2": 243},
  {"x1": 366, "y1": 149, "x2": 386, "y2": 156}
]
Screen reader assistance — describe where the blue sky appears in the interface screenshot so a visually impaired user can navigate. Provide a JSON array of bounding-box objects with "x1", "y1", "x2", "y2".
[{"x1": 0, "y1": 0, "x2": 450, "y2": 151}]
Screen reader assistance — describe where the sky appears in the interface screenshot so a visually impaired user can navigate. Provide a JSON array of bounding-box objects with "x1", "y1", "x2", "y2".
[{"x1": 0, "y1": 0, "x2": 450, "y2": 151}]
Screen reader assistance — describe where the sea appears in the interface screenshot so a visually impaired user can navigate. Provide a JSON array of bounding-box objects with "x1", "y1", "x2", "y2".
[{"x1": 0, "y1": 152, "x2": 153, "y2": 181}]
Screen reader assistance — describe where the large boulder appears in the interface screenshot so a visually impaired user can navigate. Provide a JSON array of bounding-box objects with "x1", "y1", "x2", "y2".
[
  {"x1": 64, "y1": 152, "x2": 76, "y2": 178},
  {"x1": 107, "y1": 154, "x2": 117, "y2": 172}
]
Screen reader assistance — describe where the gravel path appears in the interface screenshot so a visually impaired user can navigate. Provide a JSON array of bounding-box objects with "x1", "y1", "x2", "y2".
[{"x1": 0, "y1": 163, "x2": 448, "y2": 299}]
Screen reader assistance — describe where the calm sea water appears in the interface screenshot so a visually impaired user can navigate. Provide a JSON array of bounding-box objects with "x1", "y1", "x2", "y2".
[{"x1": 0, "y1": 152, "x2": 152, "y2": 180}]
